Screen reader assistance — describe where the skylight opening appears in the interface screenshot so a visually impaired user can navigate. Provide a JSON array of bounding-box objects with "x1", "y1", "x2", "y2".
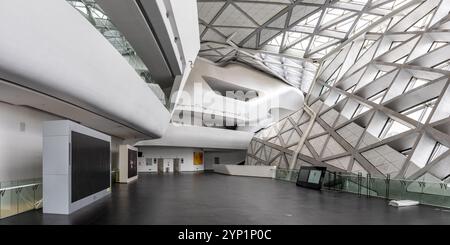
[
  {"x1": 292, "y1": 37, "x2": 311, "y2": 52},
  {"x1": 352, "y1": 14, "x2": 380, "y2": 34},
  {"x1": 433, "y1": 59, "x2": 450, "y2": 71},
  {"x1": 401, "y1": 98, "x2": 437, "y2": 124},
  {"x1": 332, "y1": 16, "x2": 357, "y2": 33},
  {"x1": 267, "y1": 33, "x2": 283, "y2": 48},
  {"x1": 321, "y1": 8, "x2": 351, "y2": 26},
  {"x1": 378, "y1": 0, "x2": 410, "y2": 11},
  {"x1": 389, "y1": 41, "x2": 402, "y2": 50},
  {"x1": 314, "y1": 44, "x2": 340, "y2": 57},
  {"x1": 374, "y1": 70, "x2": 387, "y2": 80},
  {"x1": 428, "y1": 142, "x2": 449, "y2": 163},
  {"x1": 379, "y1": 119, "x2": 412, "y2": 139},
  {"x1": 310, "y1": 36, "x2": 339, "y2": 50},
  {"x1": 371, "y1": 20, "x2": 391, "y2": 33},
  {"x1": 340, "y1": 0, "x2": 369, "y2": 5},
  {"x1": 352, "y1": 104, "x2": 371, "y2": 118},
  {"x1": 407, "y1": 10, "x2": 434, "y2": 31},
  {"x1": 285, "y1": 32, "x2": 308, "y2": 48},
  {"x1": 403, "y1": 77, "x2": 430, "y2": 93},
  {"x1": 368, "y1": 89, "x2": 387, "y2": 104},
  {"x1": 296, "y1": 11, "x2": 322, "y2": 28},
  {"x1": 356, "y1": 39, "x2": 376, "y2": 60},
  {"x1": 428, "y1": 41, "x2": 448, "y2": 52}
]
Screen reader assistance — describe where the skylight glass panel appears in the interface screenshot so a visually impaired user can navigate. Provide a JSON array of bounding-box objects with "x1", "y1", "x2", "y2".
[
  {"x1": 296, "y1": 11, "x2": 322, "y2": 28},
  {"x1": 380, "y1": 119, "x2": 411, "y2": 139},
  {"x1": 401, "y1": 99, "x2": 436, "y2": 123},
  {"x1": 310, "y1": 36, "x2": 339, "y2": 50},
  {"x1": 404, "y1": 77, "x2": 429, "y2": 93},
  {"x1": 321, "y1": 8, "x2": 351, "y2": 26},
  {"x1": 371, "y1": 20, "x2": 391, "y2": 33},
  {"x1": 339, "y1": 0, "x2": 369, "y2": 5},
  {"x1": 285, "y1": 32, "x2": 308, "y2": 47},
  {"x1": 292, "y1": 37, "x2": 311, "y2": 52},
  {"x1": 356, "y1": 39, "x2": 376, "y2": 59},
  {"x1": 429, "y1": 143, "x2": 449, "y2": 163},
  {"x1": 368, "y1": 90, "x2": 387, "y2": 104},
  {"x1": 314, "y1": 43, "x2": 340, "y2": 57},
  {"x1": 378, "y1": 0, "x2": 410, "y2": 11},
  {"x1": 429, "y1": 42, "x2": 448, "y2": 52},
  {"x1": 407, "y1": 11, "x2": 433, "y2": 31},
  {"x1": 333, "y1": 16, "x2": 358, "y2": 33},
  {"x1": 267, "y1": 33, "x2": 284, "y2": 48},
  {"x1": 353, "y1": 14, "x2": 382, "y2": 34},
  {"x1": 433, "y1": 60, "x2": 450, "y2": 71}
]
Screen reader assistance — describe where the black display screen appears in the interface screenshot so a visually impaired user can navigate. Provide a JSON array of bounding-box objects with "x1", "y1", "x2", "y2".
[
  {"x1": 128, "y1": 149, "x2": 137, "y2": 178},
  {"x1": 71, "y1": 131, "x2": 110, "y2": 203},
  {"x1": 296, "y1": 166, "x2": 327, "y2": 190}
]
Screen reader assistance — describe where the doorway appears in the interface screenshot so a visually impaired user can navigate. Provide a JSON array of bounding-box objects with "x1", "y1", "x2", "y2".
[
  {"x1": 157, "y1": 158, "x2": 164, "y2": 174},
  {"x1": 173, "y1": 158, "x2": 180, "y2": 174}
]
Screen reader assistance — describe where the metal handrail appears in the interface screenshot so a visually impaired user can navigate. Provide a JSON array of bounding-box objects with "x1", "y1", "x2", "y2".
[
  {"x1": 0, "y1": 183, "x2": 41, "y2": 192},
  {"x1": 0, "y1": 180, "x2": 43, "y2": 219},
  {"x1": 337, "y1": 174, "x2": 450, "y2": 186}
]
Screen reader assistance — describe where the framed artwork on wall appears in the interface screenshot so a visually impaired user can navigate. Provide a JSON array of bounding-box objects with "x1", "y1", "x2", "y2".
[{"x1": 193, "y1": 152, "x2": 203, "y2": 165}]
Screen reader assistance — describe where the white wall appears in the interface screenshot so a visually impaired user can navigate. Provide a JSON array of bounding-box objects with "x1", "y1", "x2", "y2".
[
  {"x1": 204, "y1": 150, "x2": 247, "y2": 170},
  {"x1": 0, "y1": 102, "x2": 60, "y2": 182},
  {"x1": 213, "y1": 165, "x2": 277, "y2": 179},
  {"x1": 110, "y1": 136, "x2": 121, "y2": 172},
  {"x1": 0, "y1": 102, "x2": 126, "y2": 183},
  {"x1": 137, "y1": 146, "x2": 204, "y2": 173},
  {"x1": 157, "y1": 0, "x2": 200, "y2": 73},
  {"x1": 166, "y1": 0, "x2": 200, "y2": 110}
]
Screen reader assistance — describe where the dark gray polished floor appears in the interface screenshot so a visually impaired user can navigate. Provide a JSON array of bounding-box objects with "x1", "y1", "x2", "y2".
[{"x1": 1, "y1": 172, "x2": 450, "y2": 225}]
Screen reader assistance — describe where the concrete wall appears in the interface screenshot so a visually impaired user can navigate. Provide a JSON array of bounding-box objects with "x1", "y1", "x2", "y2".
[
  {"x1": 0, "y1": 102, "x2": 60, "y2": 182},
  {"x1": 137, "y1": 146, "x2": 204, "y2": 173}
]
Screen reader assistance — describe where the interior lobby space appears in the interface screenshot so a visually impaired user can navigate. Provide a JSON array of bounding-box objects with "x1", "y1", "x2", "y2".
[
  {"x1": 1, "y1": 0, "x2": 450, "y2": 227},
  {"x1": 2, "y1": 173, "x2": 450, "y2": 225}
]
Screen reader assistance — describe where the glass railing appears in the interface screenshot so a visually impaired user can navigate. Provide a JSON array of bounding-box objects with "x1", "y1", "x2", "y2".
[
  {"x1": 274, "y1": 169, "x2": 450, "y2": 208},
  {"x1": 0, "y1": 178, "x2": 42, "y2": 219},
  {"x1": 275, "y1": 169, "x2": 300, "y2": 182}
]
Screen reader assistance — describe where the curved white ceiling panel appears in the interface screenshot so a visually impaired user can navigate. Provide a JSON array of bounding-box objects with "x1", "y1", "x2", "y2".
[
  {"x1": 173, "y1": 58, "x2": 304, "y2": 131},
  {"x1": 137, "y1": 124, "x2": 254, "y2": 150},
  {"x1": 0, "y1": 0, "x2": 170, "y2": 138}
]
